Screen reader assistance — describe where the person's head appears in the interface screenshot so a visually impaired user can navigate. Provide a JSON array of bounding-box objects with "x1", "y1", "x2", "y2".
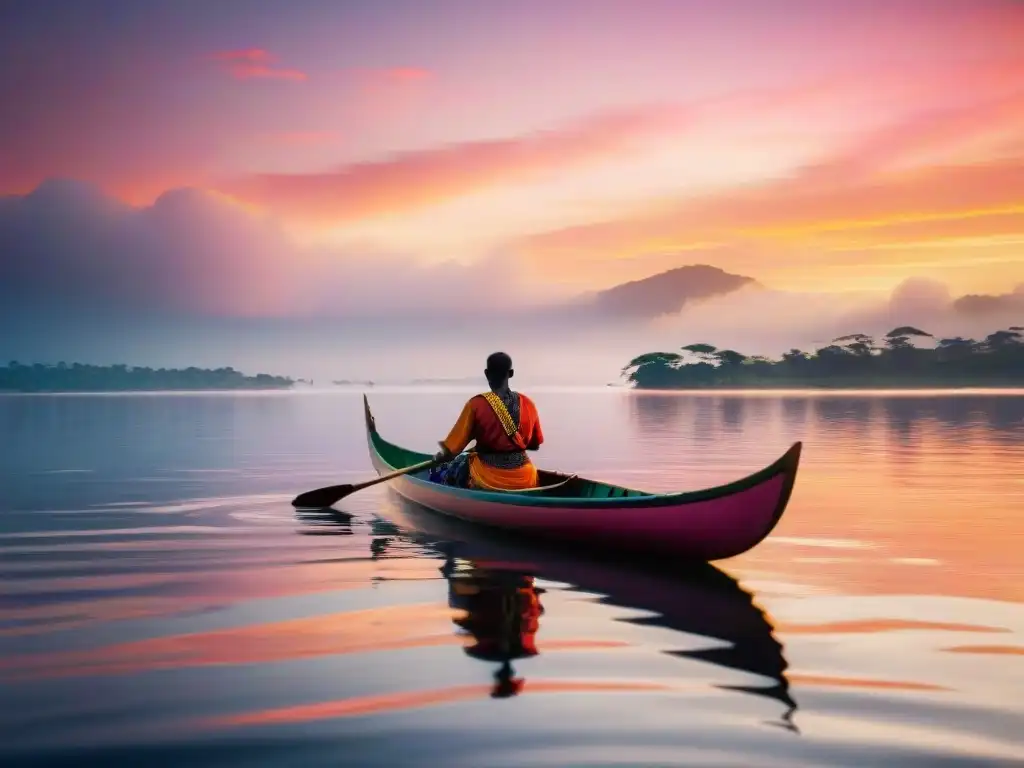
[{"x1": 485, "y1": 352, "x2": 513, "y2": 389}]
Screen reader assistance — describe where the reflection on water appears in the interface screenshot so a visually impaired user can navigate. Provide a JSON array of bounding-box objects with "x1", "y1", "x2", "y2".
[
  {"x1": 628, "y1": 390, "x2": 1024, "y2": 442},
  {"x1": 626, "y1": 392, "x2": 1024, "y2": 605},
  {"x1": 378, "y1": 499, "x2": 800, "y2": 729},
  {"x1": 446, "y1": 560, "x2": 542, "y2": 699},
  {"x1": 1, "y1": 390, "x2": 1022, "y2": 766},
  {"x1": 720, "y1": 396, "x2": 746, "y2": 432},
  {"x1": 295, "y1": 508, "x2": 354, "y2": 536}
]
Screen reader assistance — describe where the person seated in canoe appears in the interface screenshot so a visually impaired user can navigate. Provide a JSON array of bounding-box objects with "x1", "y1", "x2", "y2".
[{"x1": 431, "y1": 352, "x2": 544, "y2": 491}]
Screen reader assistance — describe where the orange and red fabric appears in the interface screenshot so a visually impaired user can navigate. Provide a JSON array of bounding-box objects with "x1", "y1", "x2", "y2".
[{"x1": 440, "y1": 393, "x2": 544, "y2": 490}]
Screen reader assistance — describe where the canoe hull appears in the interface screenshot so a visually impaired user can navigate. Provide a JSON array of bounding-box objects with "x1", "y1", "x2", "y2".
[{"x1": 364, "y1": 397, "x2": 801, "y2": 561}]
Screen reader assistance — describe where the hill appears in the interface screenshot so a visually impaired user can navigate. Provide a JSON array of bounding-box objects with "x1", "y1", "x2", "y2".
[{"x1": 577, "y1": 265, "x2": 758, "y2": 320}]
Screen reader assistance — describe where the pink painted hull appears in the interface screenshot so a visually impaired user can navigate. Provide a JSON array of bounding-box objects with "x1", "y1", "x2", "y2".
[
  {"x1": 384, "y1": 471, "x2": 786, "y2": 560},
  {"x1": 363, "y1": 397, "x2": 801, "y2": 561}
]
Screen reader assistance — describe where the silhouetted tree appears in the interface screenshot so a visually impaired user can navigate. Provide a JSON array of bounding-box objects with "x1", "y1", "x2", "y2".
[
  {"x1": 681, "y1": 343, "x2": 718, "y2": 361},
  {"x1": 884, "y1": 326, "x2": 933, "y2": 350},
  {"x1": 622, "y1": 326, "x2": 1024, "y2": 389},
  {"x1": 715, "y1": 350, "x2": 747, "y2": 366},
  {"x1": 984, "y1": 329, "x2": 1023, "y2": 350},
  {"x1": 936, "y1": 337, "x2": 976, "y2": 364},
  {"x1": 781, "y1": 349, "x2": 808, "y2": 367},
  {"x1": 834, "y1": 333, "x2": 876, "y2": 356}
]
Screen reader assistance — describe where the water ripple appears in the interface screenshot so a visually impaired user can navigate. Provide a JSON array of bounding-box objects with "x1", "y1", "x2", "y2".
[{"x1": 1, "y1": 390, "x2": 1022, "y2": 766}]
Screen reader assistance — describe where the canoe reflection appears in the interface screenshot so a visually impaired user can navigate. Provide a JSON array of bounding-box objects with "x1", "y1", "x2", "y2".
[{"x1": 375, "y1": 496, "x2": 799, "y2": 731}]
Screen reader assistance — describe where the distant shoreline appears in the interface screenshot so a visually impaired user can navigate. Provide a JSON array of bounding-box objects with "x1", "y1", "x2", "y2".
[
  {"x1": 0, "y1": 383, "x2": 295, "y2": 393},
  {"x1": 0, "y1": 388, "x2": 297, "y2": 395},
  {"x1": 631, "y1": 382, "x2": 1024, "y2": 392},
  {"x1": 0, "y1": 363, "x2": 295, "y2": 393},
  {"x1": 2, "y1": 384, "x2": 1022, "y2": 397}
]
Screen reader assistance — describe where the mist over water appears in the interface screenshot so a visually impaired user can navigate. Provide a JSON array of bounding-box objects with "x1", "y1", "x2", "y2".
[
  {"x1": 1, "y1": 389, "x2": 1022, "y2": 766},
  {"x1": 4, "y1": 178, "x2": 1024, "y2": 386}
]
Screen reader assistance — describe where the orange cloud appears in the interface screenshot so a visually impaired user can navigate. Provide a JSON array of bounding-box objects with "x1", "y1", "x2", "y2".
[
  {"x1": 209, "y1": 48, "x2": 308, "y2": 82},
  {"x1": 216, "y1": 103, "x2": 700, "y2": 223},
  {"x1": 515, "y1": 156, "x2": 1024, "y2": 283},
  {"x1": 214, "y1": 56, "x2": 1024, "y2": 234},
  {"x1": 943, "y1": 645, "x2": 1024, "y2": 656}
]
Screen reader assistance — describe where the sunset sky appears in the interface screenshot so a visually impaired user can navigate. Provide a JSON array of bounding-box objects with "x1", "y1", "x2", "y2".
[{"x1": 1, "y1": 0, "x2": 1023, "y2": 377}]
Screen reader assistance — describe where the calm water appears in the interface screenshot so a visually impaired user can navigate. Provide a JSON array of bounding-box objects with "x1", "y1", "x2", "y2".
[{"x1": 1, "y1": 388, "x2": 1023, "y2": 767}]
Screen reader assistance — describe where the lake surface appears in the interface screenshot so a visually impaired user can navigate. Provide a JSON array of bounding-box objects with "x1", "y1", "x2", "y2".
[{"x1": 1, "y1": 388, "x2": 1023, "y2": 767}]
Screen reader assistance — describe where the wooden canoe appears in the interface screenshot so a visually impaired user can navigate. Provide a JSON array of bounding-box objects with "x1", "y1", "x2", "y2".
[{"x1": 363, "y1": 395, "x2": 802, "y2": 561}]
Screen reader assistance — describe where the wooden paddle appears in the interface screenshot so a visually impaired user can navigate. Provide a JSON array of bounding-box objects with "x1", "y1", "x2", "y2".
[{"x1": 292, "y1": 453, "x2": 456, "y2": 508}]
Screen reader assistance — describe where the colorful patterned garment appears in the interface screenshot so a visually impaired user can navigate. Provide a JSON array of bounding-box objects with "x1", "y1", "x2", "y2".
[
  {"x1": 438, "y1": 388, "x2": 544, "y2": 490},
  {"x1": 428, "y1": 452, "x2": 472, "y2": 487},
  {"x1": 478, "y1": 389, "x2": 528, "y2": 469}
]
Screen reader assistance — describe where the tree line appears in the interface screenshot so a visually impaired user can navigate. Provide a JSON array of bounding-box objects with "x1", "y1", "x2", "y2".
[
  {"x1": 0, "y1": 362, "x2": 295, "y2": 392},
  {"x1": 623, "y1": 326, "x2": 1024, "y2": 389}
]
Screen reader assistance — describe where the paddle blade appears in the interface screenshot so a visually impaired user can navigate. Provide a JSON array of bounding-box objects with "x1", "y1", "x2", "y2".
[{"x1": 291, "y1": 483, "x2": 354, "y2": 508}]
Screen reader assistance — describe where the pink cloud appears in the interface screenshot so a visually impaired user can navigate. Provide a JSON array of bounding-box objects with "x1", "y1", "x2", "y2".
[
  {"x1": 263, "y1": 131, "x2": 341, "y2": 145},
  {"x1": 348, "y1": 67, "x2": 436, "y2": 117},
  {"x1": 511, "y1": 81, "x2": 1024, "y2": 275},
  {"x1": 214, "y1": 50, "x2": 1024, "y2": 226},
  {"x1": 517, "y1": 160, "x2": 1024, "y2": 269},
  {"x1": 796, "y1": 89, "x2": 1024, "y2": 186},
  {"x1": 348, "y1": 66, "x2": 434, "y2": 88},
  {"x1": 209, "y1": 49, "x2": 308, "y2": 82},
  {"x1": 377, "y1": 67, "x2": 432, "y2": 83},
  {"x1": 216, "y1": 102, "x2": 700, "y2": 223}
]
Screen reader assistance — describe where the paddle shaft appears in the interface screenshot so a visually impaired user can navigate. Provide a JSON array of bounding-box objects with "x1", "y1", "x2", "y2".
[
  {"x1": 291, "y1": 450, "x2": 474, "y2": 507},
  {"x1": 350, "y1": 456, "x2": 440, "y2": 493},
  {"x1": 358, "y1": 448, "x2": 479, "y2": 492}
]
